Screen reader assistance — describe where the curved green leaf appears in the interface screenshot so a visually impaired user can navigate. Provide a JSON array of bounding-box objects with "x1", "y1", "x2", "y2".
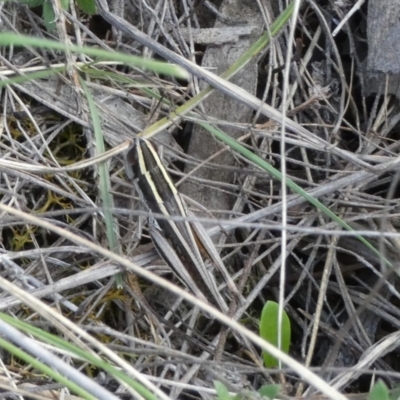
[
  {"x1": 368, "y1": 381, "x2": 390, "y2": 400},
  {"x1": 258, "y1": 384, "x2": 281, "y2": 399},
  {"x1": 214, "y1": 381, "x2": 233, "y2": 400},
  {"x1": 76, "y1": 0, "x2": 96, "y2": 15},
  {"x1": 259, "y1": 301, "x2": 291, "y2": 368},
  {"x1": 42, "y1": 0, "x2": 69, "y2": 31},
  {"x1": 42, "y1": 1, "x2": 56, "y2": 31}
]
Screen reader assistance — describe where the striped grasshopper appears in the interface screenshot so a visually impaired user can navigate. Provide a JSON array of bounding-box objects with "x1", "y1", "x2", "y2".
[{"x1": 125, "y1": 138, "x2": 242, "y2": 313}]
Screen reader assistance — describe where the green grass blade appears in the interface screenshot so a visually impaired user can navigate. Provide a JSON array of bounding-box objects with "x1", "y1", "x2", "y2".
[
  {"x1": 0, "y1": 66, "x2": 67, "y2": 88},
  {"x1": 0, "y1": 33, "x2": 188, "y2": 79},
  {"x1": 0, "y1": 312, "x2": 158, "y2": 400},
  {"x1": 199, "y1": 121, "x2": 393, "y2": 268},
  {"x1": 0, "y1": 336, "x2": 96, "y2": 400},
  {"x1": 81, "y1": 79, "x2": 123, "y2": 287}
]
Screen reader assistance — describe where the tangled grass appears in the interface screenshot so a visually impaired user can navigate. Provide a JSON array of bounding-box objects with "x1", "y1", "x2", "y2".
[{"x1": 0, "y1": 0, "x2": 399, "y2": 399}]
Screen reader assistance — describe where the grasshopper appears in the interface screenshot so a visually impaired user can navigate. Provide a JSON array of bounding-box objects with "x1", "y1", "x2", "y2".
[{"x1": 125, "y1": 138, "x2": 242, "y2": 313}]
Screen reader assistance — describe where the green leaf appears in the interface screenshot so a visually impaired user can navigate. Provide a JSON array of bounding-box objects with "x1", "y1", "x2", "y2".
[
  {"x1": 76, "y1": 0, "x2": 96, "y2": 14},
  {"x1": 389, "y1": 386, "x2": 400, "y2": 400},
  {"x1": 60, "y1": 0, "x2": 69, "y2": 10},
  {"x1": 259, "y1": 301, "x2": 291, "y2": 368},
  {"x1": 258, "y1": 384, "x2": 281, "y2": 399},
  {"x1": 42, "y1": 0, "x2": 70, "y2": 31},
  {"x1": 368, "y1": 381, "x2": 390, "y2": 400},
  {"x1": 42, "y1": 1, "x2": 56, "y2": 31},
  {"x1": 17, "y1": 0, "x2": 45, "y2": 7},
  {"x1": 214, "y1": 381, "x2": 233, "y2": 400}
]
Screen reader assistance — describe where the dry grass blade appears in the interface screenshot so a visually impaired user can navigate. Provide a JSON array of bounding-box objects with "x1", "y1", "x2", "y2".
[
  {"x1": 1, "y1": 0, "x2": 400, "y2": 398},
  {"x1": 0, "y1": 203, "x2": 349, "y2": 400}
]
